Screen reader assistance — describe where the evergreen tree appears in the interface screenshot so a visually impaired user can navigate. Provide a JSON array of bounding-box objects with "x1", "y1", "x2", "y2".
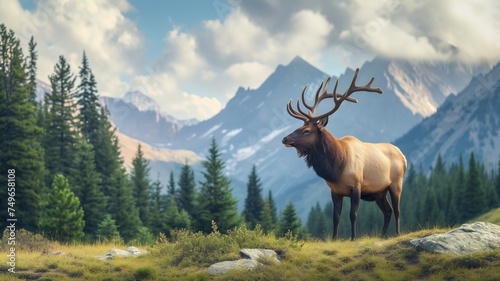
[
  {"x1": 94, "y1": 106, "x2": 122, "y2": 200},
  {"x1": 107, "y1": 168, "x2": 142, "y2": 242},
  {"x1": 148, "y1": 178, "x2": 166, "y2": 235},
  {"x1": 307, "y1": 202, "x2": 328, "y2": 239},
  {"x1": 177, "y1": 161, "x2": 197, "y2": 221},
  {"x1": 279, "y1": 202, "x2": 302, "y2": 237},
  {"x1": 41, "y1": 174, "x2": 85, "y2": 242},
  {"x1": 44, "y1": 55, "x2": 78, "y2": 180},
  {"x1": 96, "y1": 214, "x2": 122, "y2": 243},
  {"x1": 242, "y1": 165, "x2": 265, "y2": 229},
  {"x1": 260, "y1": 201, "x2": 275, "y2": 234},
  {"x1": 0, "y1": 24, "x2": 45, "y2": 232},
  {"x1": 266, "y1": 190, "x2": 278, "y2": 225},
  {"x1": 496, "y1": 159, "x2": 500, "y2": 203},
  {"x1": 196, "y1": 138, "x2": 239, "y2": 233},
  {"x1": 166, "y1": 171, "x2": 176, "y2": 203},
  {"x1": 165, "y1": 197, "x2": 191, "y2": 236},
  {"x1": 27, "y1": 36, "x2": 37, "y2": 104},
  {"x1": 70, "y1": 140, "x2": 105, "y2": 237},
  {"x1": 76, "y1": 51, "x2": 100, "y2": 145},
  {"x1": 462, "y1": 152, "x2": 487, "y2": 221},
  {"x1": 130, "y1": 144, "x2": 151, "y2": 226}
]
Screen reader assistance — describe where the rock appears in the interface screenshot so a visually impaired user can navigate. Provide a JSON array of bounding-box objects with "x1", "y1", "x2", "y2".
[
  {"x1": 96, "y1": 246, "x2": 150, "y2": 260},
  {"x1": 207, "y1": 259, "x2": 260, "y2": 275},
  {"x1": 240, "y1": 249, "x2": 280, "y2": 264},
  {"x1": 125, "y1": 246, "x2": 149, "y2": 256},
  {"x1": 410, "y1": 221, "x2": 500, "y2": 255},
  {"x1": 207, "y1": 248, "x2": 281, "y2": 275}
]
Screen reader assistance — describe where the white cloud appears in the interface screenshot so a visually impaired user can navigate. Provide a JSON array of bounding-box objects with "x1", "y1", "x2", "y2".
[
  {"x1": 132, "y1": 73, "x2": 222, "y2": 121},
  {"x1": 3, "y1": 0, "x2": 499, "y2": 122},
  {"x1": 0, "y1": 0, "x2": 141, "y2": 99}
]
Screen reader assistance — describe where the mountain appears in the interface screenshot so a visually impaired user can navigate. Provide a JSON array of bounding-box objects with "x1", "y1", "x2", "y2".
[
  {"x1": 395, "y1": 63, "x2": 500, "y2": 171},
  {"x1": 101, "y1": 95, "x2": 180, "y2": 146},
  {"x1": 163, "y1": 56, "x2": 486, "y2": 218},
  {"x1": 121, "y1": 91, "x2": 199, "y2": 126}
]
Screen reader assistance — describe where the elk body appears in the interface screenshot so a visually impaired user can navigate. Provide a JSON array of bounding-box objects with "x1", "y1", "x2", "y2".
[{"x1": 282, "y1": 69, "x2": 406, "y2": 240}]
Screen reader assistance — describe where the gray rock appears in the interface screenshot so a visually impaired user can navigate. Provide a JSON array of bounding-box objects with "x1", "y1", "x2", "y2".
[
  {"x1": 207, "y1": 259, "x2": 260, "y2": 275},
  {"x1": 125, "y1": 246, "x2": 149, "y2": 256},
  {"x1": 240, "y1": 248, "x2": 280, "y2": 264},
  {"x1": 96, "y1": 246, "x2": 150, "y2": 260},
  {"x1": 410, "y1": 221, "x2": 500, "y2": 255}
]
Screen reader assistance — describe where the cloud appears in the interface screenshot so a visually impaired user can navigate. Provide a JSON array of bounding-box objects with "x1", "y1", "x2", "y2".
[
  {"x1": 132, "y1": 73, "x2": 222, "y2": 121},
  {"x1": 2, "y1": 0, "x2": 499, "y2": 122},
  {"x1": 0, "y1": 0, "x2": 142, "y2": 98}
]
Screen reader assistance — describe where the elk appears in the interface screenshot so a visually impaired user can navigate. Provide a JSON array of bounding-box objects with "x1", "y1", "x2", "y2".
[{"x1": 282, "y1": 68, "x2": 406, "y2": 240}]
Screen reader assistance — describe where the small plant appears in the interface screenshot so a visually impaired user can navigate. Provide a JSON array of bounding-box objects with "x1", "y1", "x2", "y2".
[{"x1": 134, "y1": 266, "x2": 157, "y2": 280}]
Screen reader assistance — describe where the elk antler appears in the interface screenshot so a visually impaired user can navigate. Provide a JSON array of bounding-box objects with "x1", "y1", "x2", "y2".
[{"x1": 286, "y1": 68, "x2": 383, "y2": 124}]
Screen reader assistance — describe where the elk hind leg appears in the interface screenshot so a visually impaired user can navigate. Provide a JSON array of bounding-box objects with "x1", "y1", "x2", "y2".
[
  {"x1": 375, "y1": 190, "x2": 392, "y2": 237},
  {"x1": 389, "y1": 184, "x2": 402, "y2": 236}
]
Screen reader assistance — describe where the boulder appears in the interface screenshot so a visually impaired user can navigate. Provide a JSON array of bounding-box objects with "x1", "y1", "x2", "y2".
[
  {"x1": 96, "y1": 246, "x2": 150, "y2": 260},
  {"x1": 240, "y1": 248, "x2": 280, "y2": 264},
  {"x1": 207, "y1": 248, "x2": 280, "y2": 275},
  {"x1": 410, "y1": 221, "x2": 500, "y2": 255},
  {"x1": 207, "y1": 259, "x2": 260, "y2": 275}
]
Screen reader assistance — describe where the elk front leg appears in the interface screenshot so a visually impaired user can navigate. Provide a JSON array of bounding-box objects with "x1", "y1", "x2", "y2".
[
  {"x1": 350, "y1": 186, "x2": 361, "y2": 241},
  {"x1": 331, "y1": 191, "x2": 343, "y2": 240}
]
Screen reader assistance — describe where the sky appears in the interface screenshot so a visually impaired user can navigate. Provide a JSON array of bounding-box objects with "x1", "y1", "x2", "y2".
[{"x1": 2, "y1": 0, "x2": 500, "y2": 121}]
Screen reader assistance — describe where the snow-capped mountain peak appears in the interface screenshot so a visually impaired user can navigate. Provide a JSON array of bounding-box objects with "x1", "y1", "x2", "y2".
[{"x1": 122, "y1": 90, "x2": 161, "y2": 113}]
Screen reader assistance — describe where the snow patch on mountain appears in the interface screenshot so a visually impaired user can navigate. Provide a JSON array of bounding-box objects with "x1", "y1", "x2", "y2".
[
  {"x1": 222, "y1": 128, "x2": 243, "y2": 146},
  {"x1": 201, "y1": 123, "x2": 223, "y2": 139},
  {"x1": 261, "y1": 126, "x2": 291, "y2": 143}
]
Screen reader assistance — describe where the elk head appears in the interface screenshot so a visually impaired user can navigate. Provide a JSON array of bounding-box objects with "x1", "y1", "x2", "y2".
[{"x1": 282, "y1": 68, "x2": 382, "y2": 155}]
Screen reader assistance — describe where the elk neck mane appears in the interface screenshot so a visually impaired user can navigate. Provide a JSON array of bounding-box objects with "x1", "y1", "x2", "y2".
[{"x1": 298, "y1": 129, "x2": 346, "y2": 183}]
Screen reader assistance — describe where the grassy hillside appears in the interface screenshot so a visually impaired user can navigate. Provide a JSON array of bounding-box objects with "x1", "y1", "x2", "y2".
[
  {"x1": 1, "y1": 226, "x2": 499, "y2": 281},
  {"x1": 472, "y1": 207, "x2": 500, "y2": 225}
]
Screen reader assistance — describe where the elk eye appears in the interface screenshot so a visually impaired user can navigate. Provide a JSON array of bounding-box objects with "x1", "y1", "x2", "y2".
[{"x1": 303, "y1": 129, "x2": 310, "y2": 134}]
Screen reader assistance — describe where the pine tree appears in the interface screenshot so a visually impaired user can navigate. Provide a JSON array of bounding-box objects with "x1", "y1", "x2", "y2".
[
  {"x1": 266, "y1": 190, "x2": 278, "y2": 225},
  {"x1": 96, "y1": 214, "x2": 122, "y2": 243},
  {"x1": 40, "y1": 174, "x2": 85, "y2": 242},
  {"x1": 165, "y1": 197, "x2": 191, "y2": 236},
  {"x1": 76, "y1": 51, "x2": 100, "y2": 145},
  {"x1": 130, "y1": 144, "x2": 151, "y2": 226},
  {"x1": 0, "y1": 24, "x2": 45, "y2": 232},
  {"x1": 166, "y1": 171, "x2": 176, "y2": 203},
  {"x1": 196, "y1": 138, "x2": 239, "y2": 233},
  {"x1": 307, "y1": 202, "x2": 328, "y2": 239},
  {"x1": 107, "y1": 168, "x2": 142, "y2": 242},
  {"x1": 462, "y1": 152, "x2": 487, "y2": 221},
  {"x1": 279, "y1": 202, "x2": 302, "y2": 237},
  {"x1": 44, "y1": 55, "x2": 78, "y2": 180},
  {"x1": 70, "y1": 140, "x2": 105, "y2": 237},
  {"x1": 242, "y1": 165, "x2": 265, "y2": 229},
  {"x1": 94, "y1": 106, "x2": 122, "y2": 200},
  {"x1": 149, "y1": 178, "x2": 166, "y2": 235},
  {"x1": 177, "y1": 161, "x2": 197, "y2": 221},
  {"x1": 496, "y1": 159, "x2": 500, "y2": 203},
  {"x1": 27, "y1": 36, "x2": 37, "y2": 104},
  {"x1": 260, "y1": 201, "x2": 275, "y2": 234}
]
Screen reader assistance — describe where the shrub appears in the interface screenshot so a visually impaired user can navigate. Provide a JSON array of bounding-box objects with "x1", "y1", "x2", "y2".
[
  {"x1": 155, "y1": 221, "x2": 303, "y2": 267},
  {"x1": 134, "y1": 266, "x2": 157, "y2": 280},
  {"x1": 1, "y1": 228, "x2": 52, "y2": 252}
]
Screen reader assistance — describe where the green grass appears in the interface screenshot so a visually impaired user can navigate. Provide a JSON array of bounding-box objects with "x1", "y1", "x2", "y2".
[
  {"x1": 472, "y1": 207, "x2": 500, "y2": 225},
  {"x1": 0, "y1": 226, "x2": 499, "y2": 281}
]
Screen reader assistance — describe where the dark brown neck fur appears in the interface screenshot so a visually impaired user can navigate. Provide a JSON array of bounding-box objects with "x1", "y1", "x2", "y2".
[{"x1": 297, "y1": 129, "x2": 346, "y2": 183}]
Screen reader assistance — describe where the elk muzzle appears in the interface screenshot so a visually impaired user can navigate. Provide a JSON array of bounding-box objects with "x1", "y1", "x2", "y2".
[{"x1": 282, "y1": 136, "x2": 293, "y2": 147}]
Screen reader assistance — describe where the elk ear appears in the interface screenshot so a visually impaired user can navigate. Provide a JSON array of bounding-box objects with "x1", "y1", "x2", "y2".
[{"x1": 317, "y1": 117, "x2": 328, "y2": 129}]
